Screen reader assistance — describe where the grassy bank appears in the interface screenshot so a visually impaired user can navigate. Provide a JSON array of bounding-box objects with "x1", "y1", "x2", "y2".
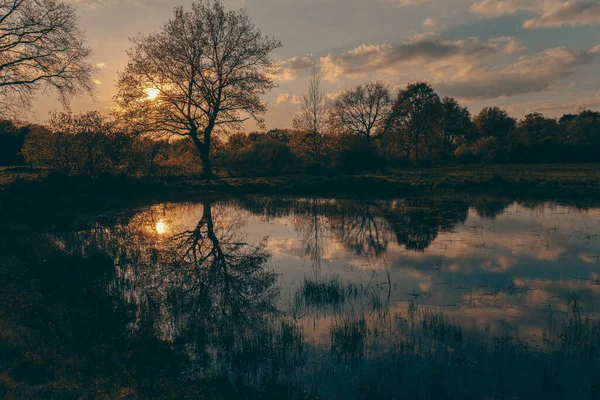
[{"x1": 1, "y1": 164, "x2": 599, "y2": 222}]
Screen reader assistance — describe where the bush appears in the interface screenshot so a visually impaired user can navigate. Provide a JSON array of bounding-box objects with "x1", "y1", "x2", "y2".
[
  {"x1": 334, "y1": 136, "x2": 387, "y2": 174},
  {"x1": 228, "y1": 139, "x2": 297, "y2": 175}
]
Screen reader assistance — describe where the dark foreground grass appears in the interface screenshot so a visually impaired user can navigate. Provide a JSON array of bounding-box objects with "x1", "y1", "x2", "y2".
[{"x1": 3, "y1": 163, "x2": 600, "y2": 203}]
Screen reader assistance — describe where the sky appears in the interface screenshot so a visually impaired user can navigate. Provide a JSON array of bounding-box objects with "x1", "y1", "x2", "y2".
[{"x1": 31, "y1": 0, "x2": 600, "y2": 129}]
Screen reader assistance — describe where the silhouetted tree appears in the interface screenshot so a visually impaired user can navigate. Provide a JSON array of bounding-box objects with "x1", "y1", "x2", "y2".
[
  {"x1": 0, "y1": 119, "x2": 29, "y2": 165},
  {"x1": 561, "y1": 109, "x2": 600, "y2": 161},
  {"x1": 293, "y1": 68, "x2": 329, "y2": 163},
  {"x1": 115, "y1": 1, "x2": 281, "y2": 177},
  {"x1": 331, "y1": 81, "x2": 394, "y2": 143},
  {"x1": 441, "y1": 97, "x2": 472, "y2": 161},
  {"x1": 392, "y1": 82, "x2": 443, "y2": 163},
  {"x1": 22, "y1": 111, "x2": 127, "y2": 176},
  {"x1": 473, "y1": 107, "x2": 516, "y2": 142},
  {"x1": 0, "y1": 0, "x2": 94, "y2": 116}
]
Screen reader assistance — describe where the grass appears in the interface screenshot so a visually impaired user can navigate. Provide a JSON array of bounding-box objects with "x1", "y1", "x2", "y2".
[
  {"x1": 306, "y1": 298, "x2": 600, "y2": 400},
  {"x1": 3, "y1": 163, "x2": 600, "y2": 199}
]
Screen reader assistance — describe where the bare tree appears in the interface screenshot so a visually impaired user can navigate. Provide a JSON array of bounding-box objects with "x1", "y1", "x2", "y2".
[
  {"x1": 330, "y1": 81, "x2": 393, "y2": 143},
  {"x1": 0, "y1": 0, "x2": 94, "y2": 116},
  {"x1": 292, "y1": 68, "x2": 328, "y2": 162},
  {"x1": 115, "y1": 1, "x2": 281, "y2": 177}
]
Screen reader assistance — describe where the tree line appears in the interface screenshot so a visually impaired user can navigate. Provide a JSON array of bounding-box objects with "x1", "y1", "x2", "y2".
[
  {"x1": 0, "y1": 0, "x2": 599, "y2": 177},
  {"x1": 3, "y1": 80, "x2": 599, "y2": 176}
]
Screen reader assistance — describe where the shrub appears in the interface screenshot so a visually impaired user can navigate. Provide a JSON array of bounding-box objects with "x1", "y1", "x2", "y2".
[
  {"x1": 334, "y1": 136, "x2": 387, "y2": 174},
  {"x1": 229, "y1": 139, "x2": 297, "y2": 175}
]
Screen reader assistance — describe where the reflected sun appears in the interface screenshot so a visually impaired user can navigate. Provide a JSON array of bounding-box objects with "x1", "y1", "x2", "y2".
[
  {"x1": 145, "y1": 88, "x2": 160, "y2": 101},
  {"x1": 156, "y1": 219, "x2": 167, "y2": 234}
]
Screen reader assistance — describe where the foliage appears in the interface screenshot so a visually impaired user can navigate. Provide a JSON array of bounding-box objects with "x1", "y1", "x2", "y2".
[
  {"x1": 227, "y1": 137, "x2": 297, "y2": 175},
  {"x1": 334, "y1": 135, "x2": 386, "y2": 174},
  {"x1": 391, "y1": 82, "x2": 443, "y2": 164},
  {"x1": 0, "y1": 120, "x2": 37, "y2": 165}
]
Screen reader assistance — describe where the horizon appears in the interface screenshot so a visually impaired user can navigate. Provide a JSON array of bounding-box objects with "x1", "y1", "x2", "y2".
[{"x1": 27, "y1": 0, "x2": 600, "y2": 128}]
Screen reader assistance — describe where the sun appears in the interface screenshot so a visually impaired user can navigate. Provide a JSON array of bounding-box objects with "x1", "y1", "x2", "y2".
[
  {"x1": 145, "y1": 87, "x2": 160, "y2": 101},
  {"x1": 156, "y1": 219, "x2": 166, "y2": 234}
]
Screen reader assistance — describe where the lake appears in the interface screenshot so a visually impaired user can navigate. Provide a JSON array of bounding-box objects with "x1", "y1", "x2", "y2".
[{"x1": 2, "y1": 195, "x2": 600, "y2": 399}]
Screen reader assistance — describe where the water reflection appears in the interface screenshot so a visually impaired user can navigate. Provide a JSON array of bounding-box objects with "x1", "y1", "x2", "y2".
[{"x1": 2, "y1": 196, "x2": 600, "y2": 398}]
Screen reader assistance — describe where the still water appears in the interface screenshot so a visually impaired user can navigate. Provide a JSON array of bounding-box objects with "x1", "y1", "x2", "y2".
[{"x1": 2, "y1": 196, "x2": 600, "y2": 399}]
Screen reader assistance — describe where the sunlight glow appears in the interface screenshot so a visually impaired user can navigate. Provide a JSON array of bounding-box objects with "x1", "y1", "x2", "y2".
[
  {"x1": 156, "y1": 219, "x2": 167, "y2": 235},
  {"x1": 145, "y1": 88, "x2": 160, "y2": 101}
]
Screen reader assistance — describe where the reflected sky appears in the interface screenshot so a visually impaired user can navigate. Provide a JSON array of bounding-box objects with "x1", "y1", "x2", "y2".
[{"x1": 78, "y1": 198, "x2": 600, "y2": 347}]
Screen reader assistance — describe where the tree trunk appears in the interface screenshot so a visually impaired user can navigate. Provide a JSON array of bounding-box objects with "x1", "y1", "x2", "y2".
[
  {"x1": 189, "y1": 130, "x2": 213, "y2": 178},
  {"x1": 200, "y1": 145, "x2": 212, "y2": 178}
]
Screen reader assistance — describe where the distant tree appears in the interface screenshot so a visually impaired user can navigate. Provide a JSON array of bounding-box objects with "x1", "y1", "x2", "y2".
[
  {"x1": 266, "y1": 128, "x2": 291, "y2": 143},
  {"x1": 293, "y1": 68, "x2": 329, "y2": 162},
  {"x1": 392, "y1": 82, "x2": 443, "y2": 163},
  {"x1": 517, "y1": 113, "x2": 559, "y2": 144},
  {"x1": 0, "y1": 0, "x2": 94, "y2": 116},
  {"x1": 331, "y1": 81, "x2": 394, "y2": 143},
  {"x1": 23, "y1": 111, "x2": 118, "y2": 176},
  {"x1": 0, "y1": 120, "x2": 28, "y2": 165},
  {"x1": 473, "y1": 107, "x2": 516, "y2": 141},
  {"x1": 558, "y1": 113, "x2": 577, "y2": 125},
  {"x1": 561, "y1": 109, "x2": 600, "y2": 161},
  {"x1": 115, "y1": 1, "x2": 281, "y2": 177},
  {"x1": 440, "y1": 97, "x2": 472, "y2": 161},
  {"x1": 22, "y1": 117, "x2": 74, "y2": 172}
]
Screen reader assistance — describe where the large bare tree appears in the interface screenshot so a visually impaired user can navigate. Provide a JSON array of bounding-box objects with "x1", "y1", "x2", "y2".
[
  {"x1": 330, "y1": 81, "x2": 393, "y2": 143},
  {"x1": 292, "y1": 68, "x2": 328, "y2": 163},
  {"x1": 0, "y1": 0, "x2": 94, "y2": 115},
  {"x1": 115, "y1": 1, "x2": 281, "y2": 177}
]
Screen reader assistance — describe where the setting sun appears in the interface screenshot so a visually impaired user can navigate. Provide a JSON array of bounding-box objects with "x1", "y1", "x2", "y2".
[
  {"x1": 145, "y1": 88, "x2": 160, "y2": 101},
  {"x1": 155, "y1": 219, "x2": 166, "y2": 234}
]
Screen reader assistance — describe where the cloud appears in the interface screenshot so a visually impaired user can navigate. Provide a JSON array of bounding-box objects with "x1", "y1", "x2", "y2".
[
  {"x1": 526, "y1": 91, "x2": 600, "y2": 113},
  {"x1": 437, "y1": 47, "x2": 597, "y2": 100},
  {"x1": 470, "y1": 0, "x2": 600, "y2": 29},
  {"x1": 377, "y1": 0, "x2": 432, "y2": 7},
  {"x1": 489, "y1": 36, "x2": 526, "y2": 54},
  {"x1": 274, "y1": 56, "x2": 316, "y2": 81},
  {"x1": 93, "y1": 79, "x2": 102, "y2": 85},
  {"x1": 469, "y1": 0, "x2": 538, "y2": 17},
  {"x1": 311, "y1": 33, "x2": 597, "y2": 100},
  {"x1": 319, "y1": 34, "x2": 496, "y2": 82},
  {"x1": 96, "y1": 62, "x2": 107, "y2": 69},
  {"x1": 275, "y1": 93, "x2": 290, "y2": 105},
  {"x1": 275, "y1": 93, "x2": 302, "y2": 105},
  {"x1": 423, "y1": 17, "x2": 437, "y2": 28},
  {"x1": 523, "y1": 1, "x2": 600, "y2": 29}
]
